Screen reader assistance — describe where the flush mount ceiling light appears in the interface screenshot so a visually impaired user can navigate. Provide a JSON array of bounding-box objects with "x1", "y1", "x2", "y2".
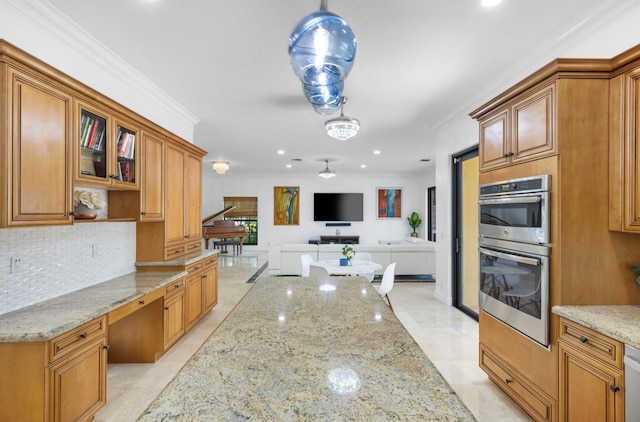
[
  {"x1": 289, "y1": 0, "x2": 357, "y2": 114},
  {"x1": 318, "y1": 159, "x2": 336, "y2": 179},
  {"x1": 325, "y1": 96, "x2": 360, "y2": 140},
  {"x1": 481, "y1": 0, "x2": 503, "y2": 6},
  {"x1": 212, "y1": 160, "x2": 229, "y2": 174}
]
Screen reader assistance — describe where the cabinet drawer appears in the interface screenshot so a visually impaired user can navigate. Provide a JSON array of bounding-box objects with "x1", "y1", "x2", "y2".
[
  {"x1": 480, "y1": 345, "x2": 555, "y2": 422},
  {"x1": 186, "y1": 239, "x2": 201, "y2": 254},
  {"x1": 186, "y1": 261, "x2": 204, "y2": 275},
  {"x1": 164, "y1": 278, "x2": 185, "y2": 296},
  {"x1": 558, "y1": 318, "x2": 623, "y2": 370},
  {"x1": 165, "y1": 245, "x2": 186, "y2": 260},
  {"x1": 49, "y1": 316, "x2": 107, "y2": 363},
  {"x1": 108, "y1": 288, "x2": 164, "y2": 325},
  {"x1": 203, "y1": 255, "x2": 218, "y2": 269}
]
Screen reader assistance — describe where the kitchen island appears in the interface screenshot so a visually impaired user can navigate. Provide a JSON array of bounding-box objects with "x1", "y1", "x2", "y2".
[{"x1": 140, "y1": 276, "x2": 475, "y2": 420}]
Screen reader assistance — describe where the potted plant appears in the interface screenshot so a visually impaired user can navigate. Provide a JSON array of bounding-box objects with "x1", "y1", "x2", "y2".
[{"x1": 407, "y1": 211, "x2": 422, "y2": 238}]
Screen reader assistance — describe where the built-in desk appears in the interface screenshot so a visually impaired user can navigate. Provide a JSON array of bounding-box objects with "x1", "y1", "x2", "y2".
[{"x1": 139, "y1": 276, "x2": 474, "y2": 420}]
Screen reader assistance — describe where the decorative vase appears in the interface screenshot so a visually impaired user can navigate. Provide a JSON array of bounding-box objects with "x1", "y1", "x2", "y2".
[
  {"x1": 74, "y1": 204, "x2": 97, "y2": 220},
  {"x1": 410, "y1": 232, "x2": 418, "y2": 238},
  {"x1": 340, "y1": 258, "x2": 348, "y2": 266}
]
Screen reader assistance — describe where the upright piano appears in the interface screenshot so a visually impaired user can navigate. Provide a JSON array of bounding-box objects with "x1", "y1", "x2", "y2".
[{"x1": 202, "y1": 206, "x2": 248, "y2": 252}]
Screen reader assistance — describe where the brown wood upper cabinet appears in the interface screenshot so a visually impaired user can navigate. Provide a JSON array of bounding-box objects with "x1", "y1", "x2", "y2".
[
  {"x1": 610, "y1": 65, "x2": 640, "y2": 232},
  {"x1": 139, "y1": 130, "x2": 165, "y2": 221},
  {"x1": 136, "y1": 139, "x2": 204, "y2": 262},
  {"x1": 479, "y1": 83, "x2": 556, "y2": 172},
  {"x1": 74, "y1": 100, "x2": 140, "y2": 190},
  {"x1": 1, "y1": 64, "x2": 74, "y2": 227}
]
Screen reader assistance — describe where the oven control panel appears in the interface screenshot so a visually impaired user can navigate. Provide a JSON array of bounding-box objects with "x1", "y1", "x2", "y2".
[{"x1": 480, "y1": 175, "x2": 549, "y2": 196}]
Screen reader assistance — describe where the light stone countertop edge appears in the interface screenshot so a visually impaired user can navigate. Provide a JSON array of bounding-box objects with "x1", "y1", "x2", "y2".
[
  {"x1": 0, "y1": 270, "x2": 187, "y2": 343},
  {"x1": 552, "y1": 305, "x2": 640, "y2": 349},
  {"x1": 135, "y1": 248, "x2": 219, "y2": 267}
]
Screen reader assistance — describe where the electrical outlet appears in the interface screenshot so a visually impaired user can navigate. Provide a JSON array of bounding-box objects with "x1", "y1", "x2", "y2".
[{"x1": 10, "y1": 256, "x2": 22, "y2": 273}]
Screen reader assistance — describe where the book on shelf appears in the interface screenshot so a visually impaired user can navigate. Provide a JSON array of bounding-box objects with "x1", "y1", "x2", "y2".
[
  {"x1": 117, "y1": 129, "x2": 136, "y2": 160},
  {"x1": 87, "y1": 120, "x2": 99, "y2": 149}
]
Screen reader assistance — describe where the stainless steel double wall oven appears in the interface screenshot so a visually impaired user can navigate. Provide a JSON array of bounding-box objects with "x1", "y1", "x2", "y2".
[{"x1": 478, "y1": 175, "x2": 551, "y2": 347}]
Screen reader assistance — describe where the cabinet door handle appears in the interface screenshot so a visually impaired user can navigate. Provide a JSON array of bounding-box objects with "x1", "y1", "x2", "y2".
[
  {"x1": 202, "y1": 275, "x2": 208, "y2": 279},
  {"x1": 80, "y1": 333, "x2": 88, "y2": 339},
  {"x1": 103, "y1": 344, "x2": 111, "y2": 351},
  {"x1": 610, "y1": 385, "x2": 620, "y2": 393},
  {"x1": 579, "y1": 336, "x2": 589, "y2": 343},
  {"x1": 139, "y1": 300, "x2": 145, "y2": 305},
  {"x1": 505, "y1": 378, "x2": 512, "y2": 384},
  {"x1": 141, "y1": 211, "x2": 146, "y2": 216},
  {"x1": 165, "y1": 306, "x2": 169, "y2": 310}
]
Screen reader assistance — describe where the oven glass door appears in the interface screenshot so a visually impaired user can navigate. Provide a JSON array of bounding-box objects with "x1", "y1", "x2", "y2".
[
  {"x1": 479, "y1": 192, "x2": 549, "y2": 244},
  {"x1": 479, "y1": 245, "x2": 544, "y2": 320},
  {"x1": 479, "y1": 242, "x2": 549, "y2": 346}
]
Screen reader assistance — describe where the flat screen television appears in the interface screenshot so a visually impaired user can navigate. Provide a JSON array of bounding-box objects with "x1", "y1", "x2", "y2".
[{"x1": 314, "y1": 193, "x2": 363, "y2": 222}]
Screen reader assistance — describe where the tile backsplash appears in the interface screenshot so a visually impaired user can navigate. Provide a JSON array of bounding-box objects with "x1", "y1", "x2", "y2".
[{"x1": 0, "y1": 222, "x2": 136, "y2": 316}]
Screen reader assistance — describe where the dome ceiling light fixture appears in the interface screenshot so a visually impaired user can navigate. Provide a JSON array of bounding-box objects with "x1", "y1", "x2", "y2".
[
  {"x1": 318, "y1": 159, "x2": 336, "y2": 179},
  {"x1": 325, "y1": 96, "x2": 360, "y2": 140},
  {"x1": 212, "y1": 160, "x2": 229, "y2": 174},
  {"x1": 289, "y1": 0, "x2": 357, "y2": 115}
]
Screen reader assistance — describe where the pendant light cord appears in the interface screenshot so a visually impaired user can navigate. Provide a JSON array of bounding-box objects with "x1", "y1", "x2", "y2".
[{"x1": 320, "y1": 0, "x2": 328, "y2": 11}]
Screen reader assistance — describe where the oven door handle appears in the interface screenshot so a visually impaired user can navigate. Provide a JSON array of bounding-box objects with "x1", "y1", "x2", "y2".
[
  {"x1": 479, "y1": 247, "x2": 541, "y2": 266},
  {"x1": 478, "y1": 196, "x2": 541, "y2": 205}
]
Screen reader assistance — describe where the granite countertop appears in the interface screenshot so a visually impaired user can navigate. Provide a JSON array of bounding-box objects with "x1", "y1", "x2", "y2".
[
  {"x1": 552, "y1": 305, "x2": 640, "y2": 349},
  {"x1": 139, "y1": 276, "x2": 476, "y2": 421},
  {"x1": 135, "y1": 248, "x2": 218, "y2": 267},
  {"x1": 0, "y1": 270, "x2": 186, "y2": 343}
]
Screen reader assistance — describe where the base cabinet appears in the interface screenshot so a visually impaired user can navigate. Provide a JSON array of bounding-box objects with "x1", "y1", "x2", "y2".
[
  {"x1": 558, "y1": 318, "x2": 624, "y2": 422},
  {"x1": 0, "y1": 316, "x2": 108, "y2": 421},
  {"x1": 203, "y1": 254, "x2": 218, "y2": 312},
  {"x1": 163, "y1": 278, "x2": 186, "y2": 351},
  {"x1": 49, "y1": 337, "x2": 108, "y2": 422},
  {"x1": 185, "y1": 261, "x2": 204, "y2": 332},
  {"x1": 480, "y1": 344, "x2": 556, "y2": 422}
]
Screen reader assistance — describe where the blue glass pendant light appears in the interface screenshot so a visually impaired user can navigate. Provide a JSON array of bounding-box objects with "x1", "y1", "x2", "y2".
[{"x1": 289, "y1": 0, "x2": 357, "y2": 114}]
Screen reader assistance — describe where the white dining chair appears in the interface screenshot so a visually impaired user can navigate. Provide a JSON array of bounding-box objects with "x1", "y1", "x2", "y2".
[
  {"x1": 300, "y1": 254, "x2": 314, "y2": 277},
  {"x1": 374, "y1": 262, "x2": 396, "y2": 311},
  {"x1": 353, "y1": 252, "x2": 374, "y2": 281},
  {"x1": 309, "y1": 264, "x2": 330, "y2": 282},
  {"x1": 353, "y1": 252, "x2": 372, "y2": 262}
]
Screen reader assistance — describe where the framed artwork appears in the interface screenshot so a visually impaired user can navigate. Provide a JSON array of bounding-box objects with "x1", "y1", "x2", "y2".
[
  {"x1": 274, "y1": 186, "x2": 299, "y2": 225},
  {"x1": 377, "y1": 187, "x2": 402, "y2": 219}
]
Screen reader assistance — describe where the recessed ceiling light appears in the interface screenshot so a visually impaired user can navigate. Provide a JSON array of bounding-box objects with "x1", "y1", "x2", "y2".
[
  {"x1": 481, "y1": 0, "x2": 503, "y2": 7},
  {"x1": 360, "y1": 164, "x2": 366, "y2": 168},
  {"x1": 286, "y1": 164, "x2": 292, "y2": 168},
  {"x1": 373, "y1": 150, "x2": 381, "y2": 155},
  {"x1": 277, "y1": 150, "x2": 285, "y2": 155}
]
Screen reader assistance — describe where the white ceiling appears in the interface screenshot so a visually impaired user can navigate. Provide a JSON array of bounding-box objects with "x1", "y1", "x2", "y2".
[{"x1": 46, "y1": 0, "x2": 629, "y2": 177}]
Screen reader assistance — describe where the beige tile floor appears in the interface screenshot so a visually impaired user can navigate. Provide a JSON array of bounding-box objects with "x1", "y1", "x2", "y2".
[{"x1": 95, "y1": 253, "x2": 531, "y2": 421}]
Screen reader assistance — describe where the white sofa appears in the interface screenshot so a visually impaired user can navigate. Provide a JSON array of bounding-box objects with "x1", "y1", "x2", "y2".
[{"x1": 268, "y1": 237, "x2": 435, "y2": 277}]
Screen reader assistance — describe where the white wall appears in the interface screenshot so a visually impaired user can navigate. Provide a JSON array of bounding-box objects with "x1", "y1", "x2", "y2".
[
  {"x1": 202, "y1": 170, "x2": 435, "y2": 250},
  {"x1": 0, "y1": 0, "x2": 197, "y2": 142}
]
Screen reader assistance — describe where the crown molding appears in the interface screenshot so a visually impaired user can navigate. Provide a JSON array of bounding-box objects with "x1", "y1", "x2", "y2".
[{"x1": 5, "y1": 0, "x2": 199, "y2": 136}]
